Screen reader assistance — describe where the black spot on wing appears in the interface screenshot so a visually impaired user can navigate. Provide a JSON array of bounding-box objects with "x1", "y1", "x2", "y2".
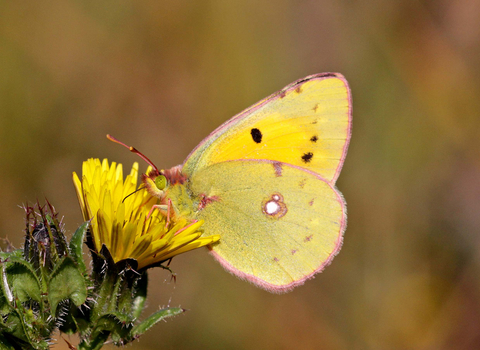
[
  {"x1": 301, "y1": 152, "x2": 314, "y2": 163},
  {"x1": 310, "y1": 135, "x2": 318, "y2": 143},
  {"x1": 250, "y1": 128, "x2": 262, "y2": 143}
]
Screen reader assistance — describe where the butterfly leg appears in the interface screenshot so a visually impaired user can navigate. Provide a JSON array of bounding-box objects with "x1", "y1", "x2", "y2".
[
  {"x1": 147, "y1": 198, "x2": 173, "y2": 228},
  {"x1": 147, "y1": 204, "x2": 168, "y2": 219},
  {"x1": 166, "y1": 198, "x2": 172, "y2": 229}
]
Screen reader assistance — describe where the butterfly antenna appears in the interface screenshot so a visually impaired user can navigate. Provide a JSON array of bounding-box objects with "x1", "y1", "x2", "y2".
[
  {"x1": 122, "y1": 186, "x2": 145, "y2": 203},
  {"x1": 107, "y1": 134, "x2": 161, "y2": 174}
]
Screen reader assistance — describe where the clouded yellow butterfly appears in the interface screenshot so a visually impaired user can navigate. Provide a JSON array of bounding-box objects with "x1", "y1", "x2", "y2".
[{"x1": 112, "y1": 73, "x2": 351, "y2": 293}]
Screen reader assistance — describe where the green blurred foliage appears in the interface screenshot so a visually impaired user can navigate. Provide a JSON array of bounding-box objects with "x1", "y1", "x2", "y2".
[{"x1": 1, "y1": 1, "x2": 480, "y2": 349}]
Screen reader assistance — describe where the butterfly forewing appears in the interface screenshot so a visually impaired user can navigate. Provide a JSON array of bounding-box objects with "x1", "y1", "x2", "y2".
[{"x1": 182, "y1": 73, "x2": 351, "y2": 183}]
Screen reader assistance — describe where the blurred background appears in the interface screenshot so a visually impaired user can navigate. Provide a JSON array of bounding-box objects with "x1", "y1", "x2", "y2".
[{"x1": 1, "y1": 1, "x2": 480, "y2": 349}]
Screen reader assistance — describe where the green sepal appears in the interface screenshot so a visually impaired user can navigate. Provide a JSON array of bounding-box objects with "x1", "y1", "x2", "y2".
[
  {"x1": 48, "y1": 256, "x2": 87, "y2": 315},
  {"x1": 69, "y1": 221, "x2": 89, "y2": 274},
  {"x1": 24, "y1": 202, "x2": 69, "y2": 270},
  {"x1": 131, "y1": 307, "x2": 185, "y2": 338},
  {"x1": 45, "y1": 201, "x2": 69, "y2": 258},
  {"x1": 115, "y1": 268, "x2": 145, "y2": 318},
  {"x1": 130, "y1": 271, "x2": 147, "y2": 320}
]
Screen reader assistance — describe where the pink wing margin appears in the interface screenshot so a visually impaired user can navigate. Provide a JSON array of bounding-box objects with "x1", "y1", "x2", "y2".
[
  {"x1": 183, "y1": 72, "x2": 353, "y2": 185},
  {"x1": 207, "y1": 161, "x2": 347, "y2": 293}
]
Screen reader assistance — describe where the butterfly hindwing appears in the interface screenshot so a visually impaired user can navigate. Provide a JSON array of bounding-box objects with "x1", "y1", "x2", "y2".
[{"x1": 179, "y1": 160, "x2": 346, "y2": 292}]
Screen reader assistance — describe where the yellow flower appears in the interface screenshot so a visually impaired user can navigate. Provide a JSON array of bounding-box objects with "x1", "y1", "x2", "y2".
[{"x1": 72, "y1": 158, "x2": 219, "y2": 270}]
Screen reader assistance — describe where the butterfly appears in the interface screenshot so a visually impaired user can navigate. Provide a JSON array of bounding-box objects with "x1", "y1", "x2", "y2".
[{"x1": 111, "y1": 73, "x2": 351, "y2": 293}]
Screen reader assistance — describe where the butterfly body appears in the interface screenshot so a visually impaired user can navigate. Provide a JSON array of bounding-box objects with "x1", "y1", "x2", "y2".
[{"x1": 152, "y1": 73, "x2": 352, "y2": 292}]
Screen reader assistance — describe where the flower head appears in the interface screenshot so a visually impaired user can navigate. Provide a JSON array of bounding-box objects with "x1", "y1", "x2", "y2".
[{"x1": 72, "y1": 158, "x2": 219, "y2": 270}]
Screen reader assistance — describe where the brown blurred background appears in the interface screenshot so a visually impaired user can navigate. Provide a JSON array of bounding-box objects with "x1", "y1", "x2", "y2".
[{"x1": 1, "y1": 1, "x2": 480, "y2": 349}]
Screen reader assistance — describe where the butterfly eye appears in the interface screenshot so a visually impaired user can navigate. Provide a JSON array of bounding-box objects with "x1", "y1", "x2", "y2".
[{"x1": 154, "y1": 175, "x2": 167, "y2": 190}]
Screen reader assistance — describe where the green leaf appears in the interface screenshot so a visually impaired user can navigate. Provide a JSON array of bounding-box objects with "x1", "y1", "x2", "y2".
[
  {"x1": 69, "y1": 221, "x2": 89, "y2": 274},
  {"x1": 0, "y1": 266, "x2": 12, "y2": 315},
  {"x1": 87, "y1": 314, "x2": 120, "y2": 348},
  {"x1": 88, "y1": 312, "x2": 138, "y2": 346},
  {"x1": 58, "y1": 300, "x2": 88, "y2": 335},
  {"x1": 78, "y1": 331, "x2": 110, "y2": 350},
  {"x1": 3, "y1": 309, "x2": 29, "y2": 343},
  {"x1": 4, "y1": 258, "x2": 41, "y2": 303},
  {"x1": 4, "y1": 301, "x2": 51, "y2": 350},
  {"x1": 131, "y1": 307, "x2": 185, "y2": 338},
  {"x1": 48, "y1": 257, "x2": 87, "y2": 315}
]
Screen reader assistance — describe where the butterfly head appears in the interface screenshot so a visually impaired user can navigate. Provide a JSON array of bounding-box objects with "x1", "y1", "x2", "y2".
[
  {"x1": 142, "y1": 164, "x2": 187, "y2": 200},
  {"x1": 141, "y1": 169, "x2": 167, "y2": 200}
]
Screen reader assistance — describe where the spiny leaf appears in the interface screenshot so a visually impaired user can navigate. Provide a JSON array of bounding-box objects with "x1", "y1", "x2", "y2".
[
  {"x1": 48, "y1": 257, "x2": 87, "y2": 315},
  {"x1": 131, "y1": 307, "x2": 185, "y2": 338},
  {"x1": 3, "y1": 257, "x2": 42, "y2": 303}
]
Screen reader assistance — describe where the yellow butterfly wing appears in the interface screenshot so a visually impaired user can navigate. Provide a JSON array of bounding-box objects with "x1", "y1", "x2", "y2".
[
  {"x1": 172, "y1": 160, "x2": 346, "y2": 292},
  {"x1": 168, "y1": 73, "x2": 351, "y2": 292},
  {"x1": 182, "y1": 73, "x2": 352, "y2": 183}
]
